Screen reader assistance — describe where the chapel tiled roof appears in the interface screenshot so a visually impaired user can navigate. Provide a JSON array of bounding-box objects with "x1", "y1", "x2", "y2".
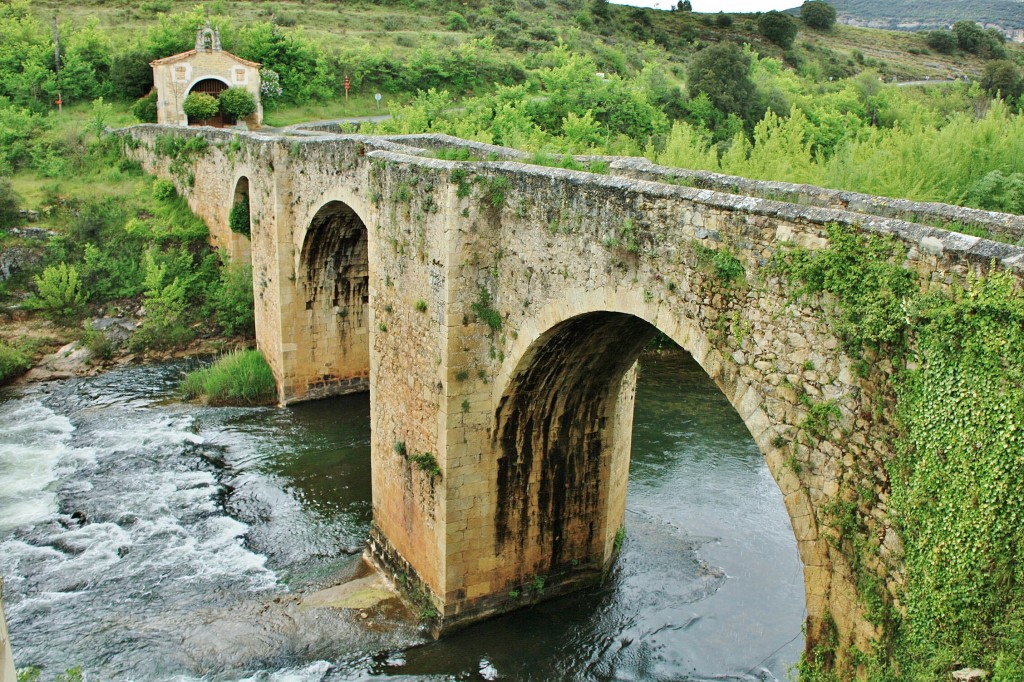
[{"x1": 149, "y1": 49, "x2": 261, "y2": 68}]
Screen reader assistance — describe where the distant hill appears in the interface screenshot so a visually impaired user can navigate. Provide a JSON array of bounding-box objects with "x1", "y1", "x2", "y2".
[{"x1": 827, "y1": 0, "x2": 1024, "y2": 39}]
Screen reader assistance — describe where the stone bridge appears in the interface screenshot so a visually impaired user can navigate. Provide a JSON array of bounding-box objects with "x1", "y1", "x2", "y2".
[{"x1": 119, "y1": 124, "x2": 1024, "y2": 668}]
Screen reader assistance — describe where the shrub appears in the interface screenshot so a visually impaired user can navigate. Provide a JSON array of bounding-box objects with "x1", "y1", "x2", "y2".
[
  {"x1": 0, "y1": 339, "x2": 31, "y2": 384},
  {"x1": 131, "y1": 90, "x2": 159, "y2": 123},
  {"x1": 259, "y1": 67, "x2": 283, "y2": 106},
  {"x1": 32, "y1": 263, "x2": 86, "y2": 322},
  {"x1": 218, "y1": 87, "x2": 257, "y2": 120},
  {"x1": 800, "y1": 1, "x2": 836, "y2": 30},
  {"x1": 80, "y1": 325, "x2": 113, "y2": 361},
  {"x1": 80, "y1": 243, "x2": 145, "y2": 301},
  {"x1": 152, "y1": 179, "x2": 177, "y2": 200},
  {"x1": 759, "y1": 11, "x2": 798, "y2": 48},
  {"x1": 446, "y1": 11, "x2": 469, "y2": 31},
  {"x1": 131, "y1": 252, "x2": 192, "y2": 350},
  {"x1": 180, "y1": 349, "x2": 276, "y2": 405},
  {"x1": 0, "y1": 177, "x2": 20, "y2": 228},
  {"x1": 211, "y1": 260, "x2": 255, "y2": 336},
  {"x1": 182, "y1": 92, "x2": 219, "y2": 123},
  {"x1": 715, "y1": 12, "x2": 733, "y2": 28},
  {"x1": 966, "y1": 170, "x2": 1024, "y2": 214}
]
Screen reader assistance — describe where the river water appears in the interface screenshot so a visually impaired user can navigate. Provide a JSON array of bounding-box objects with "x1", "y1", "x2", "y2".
[{"x1": 0, "y1": 352, "x2": 803, "y2": 681}]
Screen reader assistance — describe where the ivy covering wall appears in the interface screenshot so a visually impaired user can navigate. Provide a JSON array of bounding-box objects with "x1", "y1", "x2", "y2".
[{"x1": 776, "y1": 224, "x2": 1024, "y2": 679}]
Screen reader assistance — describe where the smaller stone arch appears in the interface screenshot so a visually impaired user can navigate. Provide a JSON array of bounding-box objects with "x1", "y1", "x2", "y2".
[
  {"x1": 229, "y1": 176, "x2": 251, "y2": 239},
  {"x1": 301, "y1": 201, "x2": 370, "y2": 319},
  {"x1": 288, "y1": 199, "x2": 372, "y2": 401}
]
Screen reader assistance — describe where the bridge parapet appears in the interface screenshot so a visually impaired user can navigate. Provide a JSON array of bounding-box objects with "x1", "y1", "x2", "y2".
[{"x1": 299, "y1": 127, "x2": 1024, "y2": 244}]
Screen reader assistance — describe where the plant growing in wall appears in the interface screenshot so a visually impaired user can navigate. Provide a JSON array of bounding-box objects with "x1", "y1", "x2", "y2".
[
  {"x1": 182, "y1": 92, "x2": 219, "y2": 124},
  {"x1": 471, "y1": 287, "x2": 502, "y2": 331},
  {"x1": 229, "y1": 196, "x2": 250, "y2": 237},
  {"x1": 410, "y1": 452, "x2": 442, "y2": 478}
]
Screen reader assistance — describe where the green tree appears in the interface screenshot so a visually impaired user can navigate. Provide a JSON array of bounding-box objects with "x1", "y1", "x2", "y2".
[
  {"x1": 237, "y1": 22, "x2": 332, "y2": 104},
  {"x1": 758, "y1": 11, "x2": 798, "y2": 48},
  {"x1": 182, "y1": 92, "x2": 219, "y2": 123},
  {"x1": 218, "y1": 87, "x2": 257, "y2": 120},
  {"x1": 590, "y1": 0, "x2": 610, "y2": 21},
  {"x1": 680, "y1": 0, "x2": 693, "y2": 11},
  {"x1": 980, "y1": 59, "x2": 1024, "y2": 101},
  {"x1": 687, "y1": 42, "x2": 759, "y2": 125},
  {"x1": 925, "y1": 29, "x2": 957, "y2": 54},
  {"x1": 131, "y1": 90, "x2": 158, "y2": 123},
  {"x1": 800, "y1": 1, "x2": 836, "y2": 30},
  {"x1": 951, "y1": 20, "x2": 1003, "y2": 57},
  {"x1": 109, "y1": 47, "x2": 155, "y2": 100},
  {"x1": 32, "y1": 263, "x2": 86, "y2": 322}
]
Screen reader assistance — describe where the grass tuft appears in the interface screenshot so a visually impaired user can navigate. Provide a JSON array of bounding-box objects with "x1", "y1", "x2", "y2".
[{"x1": 180, "y1": 349, "x2": 276, "y2": 406}]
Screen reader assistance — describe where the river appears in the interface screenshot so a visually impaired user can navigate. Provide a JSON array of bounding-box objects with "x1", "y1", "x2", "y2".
[{"x1": 0, "y1": 351, "x2": 803, "y2": 681}]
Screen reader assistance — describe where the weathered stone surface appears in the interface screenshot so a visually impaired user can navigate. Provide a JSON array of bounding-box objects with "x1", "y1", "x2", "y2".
[
  {"x1": 299, "y1": 573, "x2": 398, "y2": 610},
  {"x1": 20, "y1": 342, "x2": 93, "y2": 382},
  {"x1": 117, "y1": 124, "x2": 1024, "y2": 666}
]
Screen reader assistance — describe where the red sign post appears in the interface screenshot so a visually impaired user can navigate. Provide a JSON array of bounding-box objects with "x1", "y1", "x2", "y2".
[{"x1": 344, "y1": 76, "x2": 350, "y2": 100}]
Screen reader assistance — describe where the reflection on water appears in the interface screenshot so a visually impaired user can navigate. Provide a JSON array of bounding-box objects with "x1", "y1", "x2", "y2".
[{"x1": 0, "y1": 352, "x2": 802, "y2": 681}]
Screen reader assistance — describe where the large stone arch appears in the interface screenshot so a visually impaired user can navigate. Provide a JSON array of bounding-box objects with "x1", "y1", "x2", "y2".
[
  {"x1": 281, "y1": 198, "x2": 372, "y2": 402},
  {"x1": 479, "y1": 286, "x2": 826, "y2": 649}
]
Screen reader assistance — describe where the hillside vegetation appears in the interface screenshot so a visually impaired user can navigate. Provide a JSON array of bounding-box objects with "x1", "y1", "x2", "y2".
[
  {"x1": 829, "y1": 0, "x2": 1024, "y2": 33},
  {"x1": 1, "y1": 3, "x2": 1024, "y2": 676}
]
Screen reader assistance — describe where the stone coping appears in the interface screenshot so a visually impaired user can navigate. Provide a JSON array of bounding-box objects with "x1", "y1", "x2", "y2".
[
  {"x1": 610, "y1": 158, "x2": 1024, "y2": 244},
  {"x1": 113, "y1": 125, "x2": 1024, "y2": 275},
  {"x1": 365, "y1": 148, "x2": 1024, "y2": 276}
]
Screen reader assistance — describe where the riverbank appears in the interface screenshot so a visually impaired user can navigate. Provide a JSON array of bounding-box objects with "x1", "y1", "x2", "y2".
[{"x1": 0, "y1": 310, "x2": 254, "y2": 387}]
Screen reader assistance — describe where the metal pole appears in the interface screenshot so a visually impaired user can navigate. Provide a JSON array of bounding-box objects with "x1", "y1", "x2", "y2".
[{"x1": 0, "y1": 578, "x2": 16, "y2": 682}]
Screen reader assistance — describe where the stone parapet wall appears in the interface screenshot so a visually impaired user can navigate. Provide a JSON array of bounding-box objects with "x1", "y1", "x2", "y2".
[
  {"x1": 610, "y1": 158, "x2": 1024, "y2": 245},
  {"x1": 294, "y1": 129, "x2": 1024, "y2": 245}
]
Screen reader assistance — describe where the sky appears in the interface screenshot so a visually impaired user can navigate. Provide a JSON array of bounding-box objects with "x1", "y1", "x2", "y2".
[{"x1": 612, "y1": 0, "x2": 801, "y2": 14}]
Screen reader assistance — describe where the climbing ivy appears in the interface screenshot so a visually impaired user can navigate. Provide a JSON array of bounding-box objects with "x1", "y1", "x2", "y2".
[
  {"x1": 776, "y1": 223, "x2": 1024, "y2": 679},
  {"x1": 153, "y1": 133, "x2": 209, "y2": 188},
  {"x1": 772, "y1": 223, "x2": 916, "y2": 354},
  {"x1": 891, "y1": 271, "x2": 1024, "y2": 678}
]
